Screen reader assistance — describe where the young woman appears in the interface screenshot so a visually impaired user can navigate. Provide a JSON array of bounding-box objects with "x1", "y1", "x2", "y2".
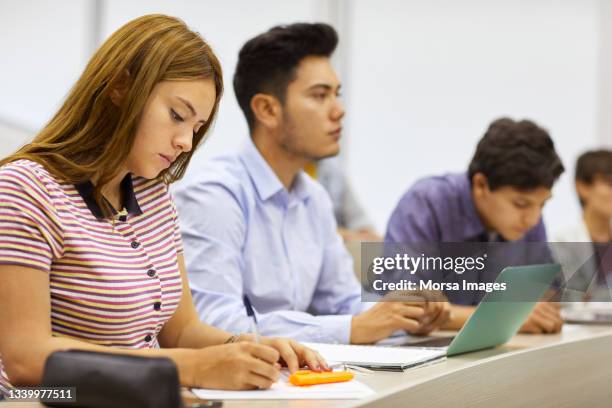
[{"x1": 0, "y1": 14, "x2": 326, "y2": 395}]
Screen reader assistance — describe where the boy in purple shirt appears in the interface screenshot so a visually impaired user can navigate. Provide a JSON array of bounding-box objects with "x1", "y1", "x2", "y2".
[{"x1": 386, "y1": 118, "x2": 565, "y2": 334}]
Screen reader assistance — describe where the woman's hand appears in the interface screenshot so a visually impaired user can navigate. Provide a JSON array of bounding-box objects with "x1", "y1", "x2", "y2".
[
  {"x1": 259, "y1": 337, "x2": 329, "y2": 373},
  {"x1": 191, "y1": 342, "x2": 281, "y2": 390},
  {"x1": 190, "y1": 337, "x2": 328, "y2": 390}
]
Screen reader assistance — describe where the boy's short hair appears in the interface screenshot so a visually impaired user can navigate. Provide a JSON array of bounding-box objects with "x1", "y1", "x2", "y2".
[
  {"x1": 468, "y1": 117, "x2": 565, "y2": 190},
  {"x1": 574, "y1": 149, "x2": 612, "y2": 206},
  {"x1": 575, "y1": 149, "x2": 612, "y2": 183}
]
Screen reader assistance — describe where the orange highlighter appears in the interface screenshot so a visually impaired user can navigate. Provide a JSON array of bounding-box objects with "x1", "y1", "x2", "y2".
[{"x1": 289, "y1": 370, "x2": 354, "y2": 386}]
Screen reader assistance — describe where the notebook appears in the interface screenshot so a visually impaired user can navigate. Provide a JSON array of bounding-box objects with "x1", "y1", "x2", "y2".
[{"x1": 302, "y1": 342, "x2": 445, "y2": 371}]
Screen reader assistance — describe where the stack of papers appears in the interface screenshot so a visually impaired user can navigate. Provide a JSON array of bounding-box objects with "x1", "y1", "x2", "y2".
[
  {"x1": 303, "y1": 342, "x2": 446, "y2": 371},
  {"x1": 192, "y1": 371, "x2": 374, "y2": 400},
  {"x1": 562, "y1": 302, "x2": 612, "y2": 324}
]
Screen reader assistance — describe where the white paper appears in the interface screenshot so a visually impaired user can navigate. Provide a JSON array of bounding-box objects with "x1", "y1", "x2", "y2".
[
  {"x1": 562, "y1": 301, "x2": 612, "y2": 322},
  {"x1": 192, "y1": 371, "x2": 374, "y2": 400},
  {"x1": 302, "y1": 342, "x2": 445, "y2": 367}
]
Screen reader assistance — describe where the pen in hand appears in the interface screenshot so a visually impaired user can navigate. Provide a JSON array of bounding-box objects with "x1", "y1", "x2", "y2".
[{"x1": 242, "y1": 295, "x2": 261, "y2": 343}]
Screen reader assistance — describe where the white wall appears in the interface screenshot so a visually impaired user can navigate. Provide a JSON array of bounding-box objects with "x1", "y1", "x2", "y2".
[
  {"x1": 0, "y1": 0, "x2": 91, "y2": 133},
  {"x1": 598, "y1": 0, "x2": 612, "y2": 148},
  {"x1": 0, "y1": 122, "x2": 32, "y2": 156},
  {"x1": 344, "y1": 0, "x2": 601, "y2": 233},
  {"x1": 0, "y1": 0, "x2": 608, "y2": 236}
]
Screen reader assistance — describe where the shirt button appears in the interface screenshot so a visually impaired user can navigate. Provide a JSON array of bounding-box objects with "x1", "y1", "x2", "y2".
[
  {"x1": 131, "y1": 241, "x2": 140, "y2": 249},
  {"x1": 144, "y1": 334, "x2": 152, "y2": 342},
  {"x1": 147, "y1": 269, "x2": 156, "y2": 278},
  {"x1": 153, "y1": 302, "x2": 161, "y2": 311}
]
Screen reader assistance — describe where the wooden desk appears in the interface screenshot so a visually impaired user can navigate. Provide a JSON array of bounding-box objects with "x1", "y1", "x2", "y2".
[{"x1": 4, "y1": 324, "x2": 612, "y2": 407}]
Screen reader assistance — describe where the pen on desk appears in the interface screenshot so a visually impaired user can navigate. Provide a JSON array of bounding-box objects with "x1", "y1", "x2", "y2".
[
  {"x1": 242, "y1": 294, "x2": 261, "y2": 343},
  {"x1": 328, "y1": 362, "x2": 373, "y2": 374}
]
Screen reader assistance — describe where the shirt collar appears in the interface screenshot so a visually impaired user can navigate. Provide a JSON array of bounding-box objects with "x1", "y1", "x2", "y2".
[
  {"x1": 291, "y1": 171, "x2": 312, "y2": 202},
  {"x1": 239, "y1": 137, "x2": 311, "y2": 203},
  {"x1": 75, "y1": 174, "x2": 143, "y2": 220}
]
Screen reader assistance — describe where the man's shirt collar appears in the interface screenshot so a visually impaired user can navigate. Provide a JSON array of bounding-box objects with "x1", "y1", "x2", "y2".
[{"x1": 239, "y1": 138, "x2": 311, "y2": 204}]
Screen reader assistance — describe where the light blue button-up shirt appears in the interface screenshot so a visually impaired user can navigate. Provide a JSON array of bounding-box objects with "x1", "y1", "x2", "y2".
[{"x1": 172, "y1": 138, "x2": 368, "y2": 343}]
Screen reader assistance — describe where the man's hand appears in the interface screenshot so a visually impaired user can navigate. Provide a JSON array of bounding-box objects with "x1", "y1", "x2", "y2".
[
  {"x1": 412, "y1": 300, "x2": 452, "y2": 335},
  {"x1": 519, "y1": 302, "x2": 563, "y2": 334},
  {"x1": 404, "y1": 290, "x2": 451, "y2": 335},
  {"x1": 350, "y1": 290, "x2": 451, "y2": 344}
]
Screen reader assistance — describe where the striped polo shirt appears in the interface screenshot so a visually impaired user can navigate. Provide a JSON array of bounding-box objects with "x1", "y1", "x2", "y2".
[{"x1": 0, "y1": 159, "x2": 184, "y2": 395}]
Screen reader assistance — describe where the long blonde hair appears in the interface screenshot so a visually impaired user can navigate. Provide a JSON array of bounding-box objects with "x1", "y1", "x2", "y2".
[{"x1": 1, "y1": 14, "x2": 223, "y2": 217}]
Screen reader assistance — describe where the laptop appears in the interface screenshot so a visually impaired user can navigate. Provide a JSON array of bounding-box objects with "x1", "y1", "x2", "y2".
[{"x1": 401, "y1": 263, "x2": 561, "y2": 356}]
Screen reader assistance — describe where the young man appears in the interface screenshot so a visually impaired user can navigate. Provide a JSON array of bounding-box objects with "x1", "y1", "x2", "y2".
[
  {"x1": 173, "y1": 23, "x2": 448, "y2": 344},
  {"x1": 385, "y1": 118, "x2": 566, "y2": 334},
  {"x1": 555, "y1": 149, "x2": 612, "y2": 300}
]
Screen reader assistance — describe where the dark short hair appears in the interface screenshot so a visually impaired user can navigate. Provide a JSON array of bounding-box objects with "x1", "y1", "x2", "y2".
[
  {"x1": 468, "y1": 117, "x2": 565, "y2": 190},
  {"x1": 575, "y1": 149, "x2": 612, "y2": 206},
  {"x1": 233, "y1": 22, "x2": 338, "y2": 132},
  {"x1": 575, "y1": 149, "x2": 612, "y2": 183}
]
